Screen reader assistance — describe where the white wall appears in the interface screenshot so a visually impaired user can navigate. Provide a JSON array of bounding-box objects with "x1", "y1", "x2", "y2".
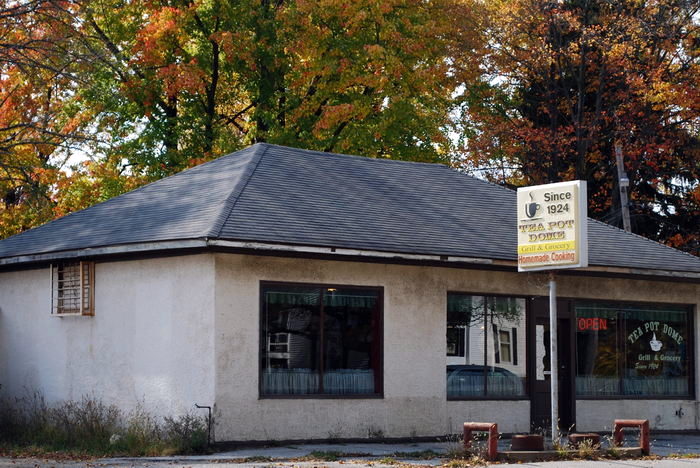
[
  {"x1": 447, "y1": 400, "x2": 531, "y2": 434},
  {"x1": 213, "y1": 253, "x2": 700, "y2": 441},
  {"x1": 214, "y1": 254, "x2": 535, "y2": 442},
  {"x1": 577, "y1": 400, "x2": 699, "y2": 432},
  {"x1": 0, "y1": 255, "x2": 216, "y2": 417},
  {"x1": 1, "y1": 251, "x2": 698, "y2": 442}
]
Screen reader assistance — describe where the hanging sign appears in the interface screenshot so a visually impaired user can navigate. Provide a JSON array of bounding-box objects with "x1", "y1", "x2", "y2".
[{"x1": 517, "y1": 180, "x2": 588, "y2": 272}]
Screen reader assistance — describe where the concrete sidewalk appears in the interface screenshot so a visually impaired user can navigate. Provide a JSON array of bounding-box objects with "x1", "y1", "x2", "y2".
[
  {"x1": 204, "y1": 433, "x2": 700, "y2": 458},
  {"x1": 4, "y1": 434, "x2": 700, "y2": 468},
  {"x1": 100, "y1": 434, "x2": 700, "y2": 466},
  {"x1": 4, "y1": 457, "x2": 700, "y2": 468}
]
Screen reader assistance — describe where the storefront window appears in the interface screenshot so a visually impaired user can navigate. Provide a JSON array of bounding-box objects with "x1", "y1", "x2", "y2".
[
  {"x1": 576, "y1": 303, "x2": 691, "y2": 398},
  {"x1": 576, "y1": 306, "x2": 619, "y2": 396},
  {"x1": 261, "y1": 283, "x2": 382, "y2": 396},
  {"x1": 447, "y1": 294, "x2": 527, "y2": 398}
]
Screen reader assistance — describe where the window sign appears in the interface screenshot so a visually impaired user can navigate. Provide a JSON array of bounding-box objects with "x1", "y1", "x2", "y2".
[
  {"x1": 576, "y1": 303, "x2": 691, "y2": 397},
  {"x1": 577, "y1": 317, "x2": 609, "y2": 331},
  {"x1": 517, "y1": 181, "x2": 588, "y2": 271},
  {"x1": 622, "y1": 308, "x2": 689, "y2": 396},
  {"x1": 576, "y1": 307, "x2": 619, "y2": 396}
]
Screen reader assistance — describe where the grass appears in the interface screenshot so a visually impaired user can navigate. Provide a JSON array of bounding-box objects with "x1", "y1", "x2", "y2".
[
  {"x1": 443, "y1": 433, "x2": 469, "y2": 459},
  {"x1": 296, "y1": 450, "x2": 375, "y2": 461},
  {"x1": 242, "y1": 455, "x2": 275, "y2": 462},
  {"x1": 0, "y1": 391, "x2": 208, "y2": 457},
  {"x1": 391, "y1": 449, "x2": 442, "y2": 459},
  {"x1": 308, "y1": 450, "x2": 343, "y2": 461},
  {"x1": 442, "y1": 456, "x2": 488, "y2": 467},
  {"x1": 668, "y1": 452, "x2": 700, "y2": 459},
  {"x1": 442, "y1": 433, "x2": 490, "y2": 462},
  {"x1": 570, "y1": 438, "x2": 601, "y2": 459},
  {"x1": 296, "y1": 449, "x2": 445, "y2": 464}
]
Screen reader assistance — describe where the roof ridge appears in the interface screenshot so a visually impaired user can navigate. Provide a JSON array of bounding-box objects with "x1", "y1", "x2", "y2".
[
  {"x1": 262, "y1": 142, "x2": 448, "y2": 168},
  {"x1": 208, "y1": 143, "x2": 269, "y2": 239},
  {"x1": 447, "y1": 166, "x2": 517, "y2": 195},
  {"x1": 588, "y1": 216, "x2": 700, "y2": 263}
]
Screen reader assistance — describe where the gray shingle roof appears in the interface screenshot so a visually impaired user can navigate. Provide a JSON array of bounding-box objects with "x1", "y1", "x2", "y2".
[{"x1": 1, "y1": 143, "x2": 699, "y2": 274}]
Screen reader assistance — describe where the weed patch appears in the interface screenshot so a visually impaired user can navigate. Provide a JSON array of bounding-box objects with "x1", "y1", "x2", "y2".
[
  {"x1": 391, "y1": 449, "x2": 442, "y2": 459},
  {"x1": 295, "y1": 450, "x2": 374, "y2": 461},
  {"x1": 0, "y1": 391, "x2": 208, "y2": 457},
  {"x1": 443, "y1": 433, "x2": 488, "y2": 462},
  {"x1": 668, "y1": 452, "x2": 700, "y2": 459},
  {"x1": 242, "y1": 455, "x2": 275, "y2": 462},
  {"x1": 573, "y1": 438, "x2": 600, "y2": 459},
  {"x1": 442, "y1": 456, "x2": 487, "y2": 467}
]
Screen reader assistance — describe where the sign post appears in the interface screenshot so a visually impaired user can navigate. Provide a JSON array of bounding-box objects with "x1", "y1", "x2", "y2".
[
  {"x1": 517, "y1": 181, "x2": 588, "y2": 445},
  {"x1": 548, "y1": 272, "x2": 558, "y2": 442}
]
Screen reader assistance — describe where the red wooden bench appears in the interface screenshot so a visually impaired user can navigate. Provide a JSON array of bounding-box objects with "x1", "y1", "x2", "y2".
[
  {"x1": 613, "y1": 419, "x2": 650, "y2": 455},
  {"x1": 463, "y1": 422, "x2": 498, "y2": 460}
]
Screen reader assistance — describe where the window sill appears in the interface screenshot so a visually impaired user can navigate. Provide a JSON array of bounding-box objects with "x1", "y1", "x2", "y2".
[
  {"x1": 259, "y1": 393, "x2": 384, "y2": 400},
  {"x1": 447, "y1": 396, "x2": 529, "y2": 401},
  {"x1": 52, "y1": 313, "x2": 93, "y2": 317},
  {"x1": 576, "y1": 395, "x2": 694, "y2": 400}
]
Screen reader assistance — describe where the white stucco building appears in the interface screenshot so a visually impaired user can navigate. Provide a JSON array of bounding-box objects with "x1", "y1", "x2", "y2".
[{"x1": 1, "y1": 143, "x2": 699, "y2": 442}]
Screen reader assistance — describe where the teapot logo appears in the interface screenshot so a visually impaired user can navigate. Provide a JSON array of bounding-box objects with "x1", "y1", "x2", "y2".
[
  {"x1": 525, "y1": 193, "x2": 540, "y2": 219},
  {"x1": 650, "y1": 333, "x2": 662, "y2": 352}
]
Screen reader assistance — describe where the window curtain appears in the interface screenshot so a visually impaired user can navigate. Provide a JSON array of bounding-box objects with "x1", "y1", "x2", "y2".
[{"x1": 263, "y1": 369, "x2": 375, "y2": 394}]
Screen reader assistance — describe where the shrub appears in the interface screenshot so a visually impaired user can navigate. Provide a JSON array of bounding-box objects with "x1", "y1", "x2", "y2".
[
  {"x1": 0, "y1": 391, "x2": 208, "y2": 456},
  {"x1": 113, "y1": 405, "x2": 166, "y2": 456},
  {"x1": 162, "y1": 413, "x2": 208, "y2": 454}
]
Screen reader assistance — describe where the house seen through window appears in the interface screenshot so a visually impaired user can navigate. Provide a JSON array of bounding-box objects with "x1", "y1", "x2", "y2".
[{"x1": 446, "y1": 294, "x2": 526, "y2": 398}]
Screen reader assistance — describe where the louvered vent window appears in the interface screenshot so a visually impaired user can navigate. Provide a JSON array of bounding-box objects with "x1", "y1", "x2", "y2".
[{"x1": 51, "y1": 262, "x2": 95, "y2": 316}]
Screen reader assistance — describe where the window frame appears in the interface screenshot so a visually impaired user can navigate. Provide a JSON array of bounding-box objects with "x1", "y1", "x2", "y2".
[
  {"x1": 446, "y1": 291, "x2": 529, "y2": 401},
  {"x1": 50, "y1": 261, "x2": 95, "y2": 317},
  {"x1": 259, "y1": 281, "x2": 384, "y2": 399},
  {"x1": 574, "y1": 300, "x2": 696, "y2": 401}
]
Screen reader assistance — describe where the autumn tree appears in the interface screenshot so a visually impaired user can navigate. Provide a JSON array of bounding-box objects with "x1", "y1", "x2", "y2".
[
  {"x1": 5, "y1": 0, "x2": 696, "y2": 256},
  {"x1": 0, "y1": 0, "x2": 91, "y2": 237},
  {"x1": 0, "y1": 0, "x2": 479, "y2": 235},
  {"x1": 66, "y1": 0, "x2": 470, "y2": 182},
  {"x1": 458, "y1": 0, "x2": 699, "y2": 254}
]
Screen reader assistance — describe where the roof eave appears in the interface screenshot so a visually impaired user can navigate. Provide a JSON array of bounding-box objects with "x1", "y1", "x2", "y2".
[
  {"x1": 207, "y1": 239, "x2": 495, "y2": 265},
  {"x1": 0, "y1": 239, "x2": 209, "y2": 267},
  {"x1": 0, "y1": 239, "x2": 698, "y2": 282}
]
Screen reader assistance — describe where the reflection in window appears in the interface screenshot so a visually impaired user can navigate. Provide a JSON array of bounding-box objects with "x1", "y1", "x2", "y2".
[
  {"x1": 499, "y1": 330, "x2": 512, "y2": 363},
  {"x1": 447, "y1": 294, "x2": 526, "y2": 398},
  {"x1": 576, "y1": 303, "x2": 690, "y2": 397},
  {"x1": 261, "y1": 284, "x2": 381, "y2": 396}
]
